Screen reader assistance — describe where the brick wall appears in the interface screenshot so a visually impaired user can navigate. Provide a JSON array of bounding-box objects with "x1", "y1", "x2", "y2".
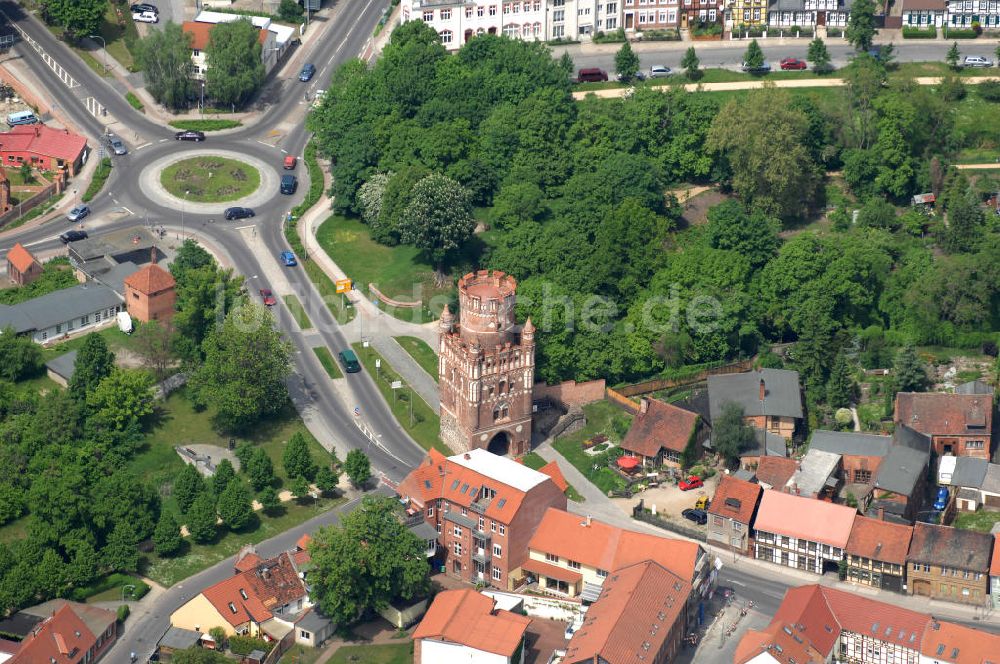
[{"x1": 533, "y1": 379, "x2": 605, "y2": 409}]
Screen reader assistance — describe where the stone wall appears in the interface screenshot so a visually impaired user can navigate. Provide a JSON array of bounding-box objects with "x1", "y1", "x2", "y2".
[{"x1": 533, "y1": 379, "x2": 605, "y2": 409}]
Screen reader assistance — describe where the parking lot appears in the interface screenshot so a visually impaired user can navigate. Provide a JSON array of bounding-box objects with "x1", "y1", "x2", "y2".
[{"x1": 610, "y1": 471, "x2": 722, "y2": 529}]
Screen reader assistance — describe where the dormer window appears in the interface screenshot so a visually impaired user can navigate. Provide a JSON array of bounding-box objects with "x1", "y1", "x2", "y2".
[
  {"x1": 228, "y1": 602, "x2": 237, "y2": 614},
  {"x1": 239, "y1": 588, "x2": 248, "y2": 600}
]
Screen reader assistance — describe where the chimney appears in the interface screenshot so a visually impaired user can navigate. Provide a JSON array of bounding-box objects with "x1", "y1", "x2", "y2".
[
  {"x1": 585, "y1": 515, "x2": 592, "y2": 526},
  {"x1": 640, "y1": 398, "x2": 649, "y2": 414},
  {"x1": 464, "y1": 453, "x2": 471, "y2": 460},
  {"x1": 759, "y1": 378, "x2": 766, "y2": 401}
]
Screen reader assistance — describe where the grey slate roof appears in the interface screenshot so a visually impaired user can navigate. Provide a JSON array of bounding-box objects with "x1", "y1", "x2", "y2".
[
  {"x1": 955, "y1": 380, "x2": 994, "y2": 395},
  {"x1": 45, "y1": 350, "x2": 78, "y2": 381},
  {"x1": 295, "y1": 608, "x2": 333, "y2": 633},
  {"x1": 810, "y1": 430, "x2": 892, "y2": 458},
  {"x1": 408, "y1": 520, "x2": 439, "y2": 542},
  {"x1": 981, "y1": 464, "x2": 1000, "y2": 495},
  {"x1": 894, "y1": 423, "x2": 931, "y2": 453},
  {"x1": 874, "y1": 445, "x2": 928, "y2": 497},
  {"x1": 92, "y1": 261, "x2": 138, "y2": 296},
  {"x1": 733, "y1": 469, "x2": 756, "y2": 482},
  {"x1": 907, "y1": 523, "x2": 992, "y2": 571},
  {"x1": 708, "y1": 369, "x2": 803, "y2": 421},
  {"x1": 951, "y1": 457, "x2": 988, "y2": 489},
  {"x1": 788, "y1": 448, "x2": 841, "y2": 496},
  {"x1": 769, "y1": 0, "x2": 806, "y2": 11},
  {"x1": 0, "y1": 283, "x2": 122, "y2": 333},
  {"x1": 739, "y1": 428, "x2": 787, "y2": 458},
  {"x1": 158, "y1": 626, "x2": 202, "y2": 650}
]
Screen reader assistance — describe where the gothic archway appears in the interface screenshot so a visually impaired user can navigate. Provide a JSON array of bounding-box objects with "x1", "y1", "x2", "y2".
[{"x1": 487, "y1": 431, "x2": 511, "y2": 456}]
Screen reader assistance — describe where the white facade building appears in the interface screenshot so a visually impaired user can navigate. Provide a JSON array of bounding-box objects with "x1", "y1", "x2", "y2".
[
  {"x1": 947, "y1": 0, "x2": 1000, "y2": 27},
  {"x1": 401, "y1": 0, "x2": 547, "y2": 49}
]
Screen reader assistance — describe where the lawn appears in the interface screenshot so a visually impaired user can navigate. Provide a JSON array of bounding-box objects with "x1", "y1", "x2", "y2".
[
  {"x1": 393, "y1": 336, "x2": 438, "y2": 382},
  {"x1": 169, "y1": 119, "x2": 243, "y2": 131},
  {"x1": 82, "y1": 158, "x2": 112, "y2": 203},
  {"x1": 284, "y1": 294, "x2": 313, "y2": 330},
  {"x1": 316, "y1": 215, "x2": 452, "y2": 323},
  {"x1": 302, "y1": 259, "x2": 356, "y2": 325},
  {"x1": 38, "y1": 324, "x2": 142, "y2": 363},
  {"x1": 351, "y1": 342, "x2": 449, "y2": 455},
  {"x1": 160, "y1": 156, "x2": 261, "y2": 203},
  {"x1": 953, "y1": 95, "x2": 1000, "y2": 154},
  {"x1": 312, "y1": 345, "x2": 344, "y2": 379},
  {"x1": 98, "y1": 3, "x2": 140, "y2": 72},
  {"x1": 278, "y1": 644, "x2": 325, "y2": 664},
  {"x1": 519, "y1": 452, "x2": 586, "y2": 502},
  {"x1": 953, "y1": 510, "x2": 1000, "y2": 532},
  {"x1": 551, "y1": 400, "x2": 632, "y2": 495},
  {"x1": 327, "y1": 643, "x2": 413, "y2": 664}
]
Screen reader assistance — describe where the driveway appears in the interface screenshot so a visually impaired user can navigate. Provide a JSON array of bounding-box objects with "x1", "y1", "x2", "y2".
[{"x1": 611, "y1": 472, "x2": 722, "y2": 532}]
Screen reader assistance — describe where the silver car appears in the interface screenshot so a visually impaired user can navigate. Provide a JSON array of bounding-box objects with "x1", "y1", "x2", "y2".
[
  {"x1": 963, "y1": 55, "x2": 993, "y2": 68},
  {"x1": 106, "y1": 134, "x2": 127, "y2": 156},
  {"x1": 649, "y1": 65, "x2": 672, "y2": 78},
  {"x1": 66, "y1": 204, "x2": 90, "y2": 222}
]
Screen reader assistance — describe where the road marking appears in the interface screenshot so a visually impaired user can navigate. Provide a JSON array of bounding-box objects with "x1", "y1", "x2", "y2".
[
  {"x1": 256, "y1": 140, "x2": 276, "y2": 147},
  {"x1": 730, "y1": 580, "x2": 747, "y2": 587},
  {"x1": 135, "y1": 142, "x2": 151, "y2": 150},
  {"x1": 122, "y1": 207, "x2": 134, "y2": 215},
  {"x1": 233, "y1": 224, "x2": 257, "y2": 231},
  {"x1": 24, "y1": 234, "x2": 63, "y2": 248},
  {"x1": 158, "y1": 139, "x2": 168, "y2": 143}
]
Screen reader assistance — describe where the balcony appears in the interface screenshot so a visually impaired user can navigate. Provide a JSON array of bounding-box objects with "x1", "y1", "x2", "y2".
[
  {"x1": 469, "y1": 498, "x2": 492, "y2": 515},
  {"x1": 472, "y1": 548, "x2": 490, "y2": 564}
]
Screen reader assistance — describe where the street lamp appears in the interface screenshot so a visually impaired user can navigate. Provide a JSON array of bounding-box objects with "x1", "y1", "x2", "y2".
[
  {"x1": 181, "y1": 189, "x2": 190, "y2": 240},
  {"x1": 89, "y1": 35, "x2": 107, "y2": 74}
]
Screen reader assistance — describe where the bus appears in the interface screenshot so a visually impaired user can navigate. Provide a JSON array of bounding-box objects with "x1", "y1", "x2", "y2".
[{"x1": 6, "y1": 111, "x2": 38, "y2": 126}]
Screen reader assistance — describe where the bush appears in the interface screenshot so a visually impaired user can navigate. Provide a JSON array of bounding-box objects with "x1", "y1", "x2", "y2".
[
  {"x1": 81, "y1": 158, "x2": 112, "y2": 203},
  {"x1": 690, "y1": 20, "x2": 723, "y2": 37},
  {"x1": 902, "y1": 26, "x2": 937, "y2": 38},
  {"x1": 69, "y1": 573, "x2": 149, "y2": 602},
  {"x1": 978, "y1": 79, "x2": 1000, "y2": 102},
  {"x1": 640, "y1": 29, "x2": 681, "y2": 41},
  {"x1": 169, "y1": 119, "x2": 242, "y2": 131},
  {"x1": 593, "y1": 28, "x2": 627, "y2": 43},
  {"x1": 277, "y1": 0, "x2": 304, "y2": 22},
  {"x1": 125, "y1": 91, "x2": 144, "y2": 111},
  {"x1": 229, "y1": 635, "x2": 273, "y2": 656},
  {"x1": 827, "y1": 27, "x2": 844, "y2": 37},
  {"x1": 944, "y1": 28, "x2": 978, "y2": 38},
  {"x1": 117, "y1": 605, "x2": 129, "y2": 622}
]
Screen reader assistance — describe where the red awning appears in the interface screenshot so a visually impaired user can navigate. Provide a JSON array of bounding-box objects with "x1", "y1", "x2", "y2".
[{"x1": 617, "y1": 456, "x2": 640, "y2": 469}]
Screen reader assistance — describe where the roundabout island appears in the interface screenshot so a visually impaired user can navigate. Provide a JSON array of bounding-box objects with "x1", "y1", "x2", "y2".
[{"x1": 159, "y1": 155, "x2": 261, "y2": 203}]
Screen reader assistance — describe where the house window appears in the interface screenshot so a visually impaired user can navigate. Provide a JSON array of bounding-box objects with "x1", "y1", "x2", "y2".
[
  {"x1": 478, "y1": 6, "x2": 484, "y2": 15},
  {"x1": 466, "y1": 6, "x2": 473, "y2": 17},
  {"x1": 461, "y1": 507, "x2": 468, "y2": 516},
  {"x1": 56, "y1": 324, "x2": 62, "y2": 334},
  {"x1": 454, "y1": 542, "x2": 462, "y2": 555},
  {"x1": 597, "y1": 569, "x2": 609, "y2": 578},
  {"x1": 567, "y1": 560, "x2": 581, "y2": 570},
  {"x1": 966, "y1": 440, "x2": 984, "y2": 450},
  {"x1": 479, "y1": 516, "x2": 485, "y2": 531},
  {"x1": 423, "y1": 10, "x2": 433, "y2": 20},
  {"x1": 554, "y1": 9, "x2": 565, "y2": 20},
  {"x1": 440, "y1": 30, "x2": 453, "y2": 44},
  {"x1": 193, "y1": 49, "x2": 200, "y2": 56},
  {"x1": 81, "y1": 315, "x2": 89, "y2": 325},
  {"x1": 440, "y1": 8, "x2": 451, "y2": 18},
  {"x1": 490, "y1": 5, "x2": 498, "y2": 15},
  {"x1": 491, "y1": 521, "x2": 497, "y2": 532},
  {"x1": 733, "y1": 522, "x2": 743, "y2": 532},
  {"x1": 854, "y1": 469, "x2": 872, "y2": 483},
  {"x1": 546, "y1": 553, "x2": 559, "y2": 563},
  {"x1": 300, "y1": 630, "x2": 311, "y2": 639},
  {"x1": 499, "y1": 524, "x2": 506, "y2": 536},
  {"x1": 713, "y1": 516, "x2": 724, "y2": 526},
  {"x1": 427, "y1": 506, "x2": 434, "y2": 517},
  {"x1": 41, "y1": 331, "x2": 47, "y2": 341},
  {"x1": 493, "y1": 544, "x2": 502, "y2": 558},
  {"x1": 492, "y1": 567, "x2": 503, "y2": 580},
  {"x1": 228, "y1": 602, "x2": 237, "y2": 614}
]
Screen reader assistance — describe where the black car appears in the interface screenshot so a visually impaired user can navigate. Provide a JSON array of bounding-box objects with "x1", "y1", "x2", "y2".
[
  {"x1": 681, "y1": 508, "x2": 708, "y2": 525},
  {"x1": 174, "y1": 130, "x2": 205, "y2": 142},
  {"x1": 280, "y1": 174, "x2": 298, "y2": 195},
  {"x1": 130, "y1": 3, "x2": 158, "y2": 13},
  {"x1": 60, "y1": 230, "x2": 88, "y2": 244},
  {"x1": 224, "y1": 207, "x2": 255, "y2": 220},
  {"x1": 299, "y1": 63, "x2": 316, "y2": 82}
]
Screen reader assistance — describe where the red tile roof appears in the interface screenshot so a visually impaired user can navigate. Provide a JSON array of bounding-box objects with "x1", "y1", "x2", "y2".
[
  {"x1": 920, "y1": 619, "x2": 1000, "y2": 663},
  {"x1": 182, "y1": 20, "x2": 269, "y2": 51},
  {"x1": 124, "y1": 264, "x2": 176, "y2": 295},
  {"x1": 620, "y1": 398, "x2": 700, "y2": 457},
  {"x1": 413, "y1": 589, "x2": 530, "y2": 657},
  {"x1": 296, "y1": 533, "x2": 312, "y2": 551},
  {"x1": 707, "y1": 475, "x2": 762, "y2": 524},
  {"x1": 538, "y1": 460, "x2": 569, "y2": 492},
  {"x1": 201, "y1": 552, "x2": 306, "y2": 628},
  {"x1": 11, "y1": 602, "x2": 114, "y2": 664},
  {"x1": 234, "y1": 552, "x2": 263, "y2": 573},
  {"x1": 846, "y1": 516, "x2": 914, "y2": 565},
  {"x1": 564, "y1": 561, "x2": 689, "y2": 664},
  {"x1": 528, "y1": 508, "x2": 701, "y2": 583},
  {"x1": 895, "y1": 392, "x2": 992, "y2": 438},
  {"x1": 754, "y1": 491, "x2": 857, "y2": 548},
  {"x1": 2, "y1": 124, "x2": 87, "y2": 162},
  {"x1": 5, "y1": 242, "x2": 38, "y2": 274},
  {"x1": 734, "y1": 622, "x2": 826, "y2": 664},
  {"x1": 754, "y1": 456, "x2": 799, "y2": 489}
]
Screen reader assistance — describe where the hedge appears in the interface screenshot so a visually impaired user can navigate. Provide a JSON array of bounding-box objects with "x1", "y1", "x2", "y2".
[
  {"x1": 169, "y1": 119, "x2": 242, "y2": 131},
  {"x1": 70, "y1": 574, "x2": 150, "y2": 602},
  {"x1": 902, "y1": 26, "x2": 937, "y2": 38},
  {"x1": 944, "y1": 28, "x2": 979, "y2": 38},
  {"x1": 81, "y1": 158, "x2": 112, "y2": 203},
  {"x1": 640, "y1": 29, "x2": 681, "y2": 41},
  {"x1": 230, "y1": 635, "x2": 273, "y2": 656},
  {"x1": 125, "y1": 91, "x2": 144, "y2": 111}
]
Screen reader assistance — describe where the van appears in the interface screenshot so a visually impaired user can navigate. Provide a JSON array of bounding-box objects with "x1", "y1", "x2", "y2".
[
  {"x1": 338, "y1": 349, "x2": 361, "y2": 373},
  {"x1": 7, "y1": 111, "x2": 38, "y2": 126},
  {"x1": 576, "y1": 68, "x2": 608, "y2": 83}
]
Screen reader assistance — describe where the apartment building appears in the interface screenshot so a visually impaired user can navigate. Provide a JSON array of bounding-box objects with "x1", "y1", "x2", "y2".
[
  {"x1": 844, "y1": 516, "x2": 913, "y2": 592},
  {"x1": 906, "y1": 523, "x2": 993, "y2": 606}
]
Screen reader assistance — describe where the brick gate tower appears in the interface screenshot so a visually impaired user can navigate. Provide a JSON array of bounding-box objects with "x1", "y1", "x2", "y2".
[{"x1": 438, "y1": 270, "x2": 535, "y2": 456}]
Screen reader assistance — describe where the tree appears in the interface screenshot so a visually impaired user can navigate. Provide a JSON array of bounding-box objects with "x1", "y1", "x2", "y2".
[
  {"x1": 946, "y1": 41, "x2": 961, "y2": 69},
  {"x1": 705, "y1": 201, "x2": 781, "y2": 270},
  {"x1": 87, "y1": 369, "x2": 154, "y2": 431},
  {"x1": 135, "y1": 22, "x2": 194, "y2": 111},
  {"x1": 944, "y1": 192, "x2": 985, "y2": 253},
  {"x1": 310, "y1": 496, "x2": 430, "y2": 628},
  {"x1": 344, "y1": 450, "x2": 371, "y2": 488},
  {"x1": 614, "y1": 42, "x2": 640, "y2": 81},
  {"x1": 277, "y1": 0, "x2": 304, "y2": 22},
  {"x1": 153, "y1": 511, "x2": 183, "y2": 556},
  {"x1": 807, "y1": 37, "x2": 831, "y2": 72},
  {"x1": 70, "y1": 333, "x2": 115, "y2": 400},
  {"x1": 894, "y1": 346, "x2": 928, "y2": 393},
  {"x1": 283, "y1": 432, "x2": 318, "y2": 481},
  {"x1": 846, "y1": 0, "x2": 878, "y2": 51},
  {"x1": 314, "y1": 466, "x2": 340, "y2": 495},
  {"x1": 245, "y1": 447, "x2": 276, "y2": 492},
  {"x1": 205, "y1": 20, "x2": 266, "y2": 109},
  {"x1": 258, "y1": 487, "x2": 280, "y2": 514},
  {"x1": 186, "y1": 492, "x2": 218, "y2": 544},
  {"x1": 212, "y1": 458, "x2": 237, "y2": 496},
  {"x1": 18, "y1": 162, "x2": 32, "y2": 184},
  {"x1": 102, "y1": 521, "x2": 140, "y2": 573},
  {"x1": 133, "y1": 321, "x2": 175, "y2": 384},
  {"x1": 676, "y1": 46, "x2": 699, "y2": 80},
  {"x1": 217, "y1": 479, "x2": 254, "y2": 531},
  {"x1": 826, "y1": 353, "x2": 857, "y2": 408},
  {"x1": 396, "y1": 174, "x2": 476, "y2": 275},
  {"x1": 713, "y1": 403, "x2": 757, "y2": 465},
  {"x1": 743, "y1": 40, "x2": 764, "y2": 70},
  {"x1": 40, "y1": 0, "x2": 104, "y2": 38},
  {"x1": 190, "y1": 303, "x2": 292, "y2": 432},
  {"x1": 173, "y1": 464, "x2": 205, "y2": 514},
  {"x1": 290, "y1": 476, "x2": 312, "y2": 501},
  {"x1": 0, "y1": 327, "x2": 41, "y2": 381}
]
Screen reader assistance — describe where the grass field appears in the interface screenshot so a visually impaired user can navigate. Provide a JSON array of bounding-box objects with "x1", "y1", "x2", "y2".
[
  {"x1": 284, "y1": 294, "x2": 313, "y2": 329},
  {"x1": 393, "y1": 336, "x2": 438, "y2": 382},
  {"x1": 38, "y1": 324, "x2": 142, "y2": 363},
  {"x1": 953, "y1": 510, "x2": 1000, "y2": 532},
  {"x1": 551, "y1": 401, "x2": 632, "y2": 495},
  {"x1": 351, "y1": 342, "x2": 449, "y2": 455},
  {"x1": 302, "y1": 258, "x2": 357, "y2": 325},
  {"x1": 160, "y1": 156, "x2": 260, "y2": 203},
  {"x1": 312, "y1": 345, "x2": 344, "y2": 379},
  {"x1": 519, "y1": 452, "x2": 586, "y2": 502},
  {"x1": 327, "y1": 643, "x2": 413, "y2": 664},
  {"x1": 98, "y1": 4, "x2": 140, "y2": 71}
]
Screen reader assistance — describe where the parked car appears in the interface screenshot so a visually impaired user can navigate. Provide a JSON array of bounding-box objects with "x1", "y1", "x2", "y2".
[
  {"x1": 66, "y1": 204, "x2": 90, "y2": 222},
  {"x1": 132, "y1": 10, "x2": 158, "y2": 23},
  {"x1": 649, "y1": 65, "x2": 672, "y2": 78},
  {"x1": 174, "y1": 130, "x2": 205, "y2": 142},
  {"x1": 694, "y1": 495, "x2": 710, "y2": 509},
  {"x1": 963, "y1": 55, "x2": 993, "y2": 68},
  {"x1": 224, "y1": 207, "x2": 255, "y2": 220},
  {"x1": 299, "y1": 63, "x2": 317, "y2": 82},
  {"x1": 283, "y1": 154, "x2": 297, "y2": 170},
  {"x1": 60, "y1": 230, "x2": 88, "y2": 243},
  {"x1": 106, "y1": 133, "x2": 127, "y2": 155},
  {"x1": 259, "y1": 288, "x2": 276, "y2": 307},
  {"x1": 741, "y1": 61, "x2": 772, "y2": 73},
  {"x1": 679, "y1": 475, "x2": 704, "y2": 491},
  {"x1": 280, "y1": 174, "x2": 298, "y2": 195},
  {"x1": 280, "y1": 250, "x2": 297, "y2": 267},
  {"x1": 577, "y1": 68, "x2": 608, "y2": 83},
  {"x1": 130, "y1": 3, "x2": 158, "y2": 13},
  {"x1": 779, "y1": 58, "x2": 807, "y2": 70},
  {"x1": 615, "y1": 71, "x2": 647, "y2": 82},
  {"x1": 682, "y1": 508, "x2": 708, "y2": 525},
  {"x1": 933, "y1": 487, "x2": 949, "y2": 511}
]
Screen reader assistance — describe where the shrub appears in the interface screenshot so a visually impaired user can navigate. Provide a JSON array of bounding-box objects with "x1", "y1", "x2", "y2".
[
  {"x1": 70, "y1": 573, "x2": 149, "y2": 602},
  {"x1": 81, "y1": 158, "x2": 112, "y2": 203},
  {"x1": 125, "y1": 91, "x2": 144, "y2": 111},
  {"x1": 229, "y1": 635, "x2": 273, "y2": 656},
  {"x1": 593, "y1": 28, "x2": 627, "y2": 43},
  {"x1": 944, "y1": 28, "x2": 978, "y2": 38},
  {"x1": 978, "y1": 79, "x2": 1000, "y2": 102},
  {"x1": 117, "y1": 605, "x2": 130, "y2": 622},
  {"x1": 640, "y1": 29, "x2": 681, "y2": 41},
  {"x1": 169, "y1": 119, "x2": 242, "y2": 131},
  {"x1": 902, "y1": 26, "x2": 937, "y2": 38}
]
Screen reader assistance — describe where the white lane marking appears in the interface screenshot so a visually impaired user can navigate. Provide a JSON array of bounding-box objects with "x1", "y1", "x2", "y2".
[
  {"x1": 24, "y1": 234, "x2": 64, "y2": 248},
  {"x1": 122, "y1": 207, "x2": 134, "y2": 215},
  {"x1": 233, "y1": 224, "x2": 257, "y2": 231},
  {"x1": 730, "y1": 580, "x2": 747, "y2": 587},
  {"x1": 256, "y1": 140, "x2": 277, "y2": 148},
  {"x1": 158, "y1": 138, "x2": 168, "y2": 143},
  {"x1": 135, "y1": 142, "x2": 151, "y2": 150}
]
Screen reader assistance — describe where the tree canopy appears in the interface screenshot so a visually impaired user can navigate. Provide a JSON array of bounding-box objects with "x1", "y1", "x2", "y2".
[
  {"x1": 204, "y1": 19, "x2": 266, "y2": 109},
  {"x1": 136, "y1": 22, "x2": 194, "y2": 111}
]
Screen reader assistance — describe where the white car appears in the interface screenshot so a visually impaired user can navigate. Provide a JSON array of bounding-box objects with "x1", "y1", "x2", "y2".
[
  {"x1": 962, "y1": 55, "x2": 993, "y2": 68},
  {"x1": 132, "y1": 10, "x2": 158, "y2": 23}
]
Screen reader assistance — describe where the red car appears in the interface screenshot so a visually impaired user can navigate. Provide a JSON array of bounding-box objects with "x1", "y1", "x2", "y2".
[
  {"x1": 259, "y1": 288, "x2": 276, "y2": 306},
  {"x1": 679, "y1": 475, "x2": 704, "y2": 491},
  {"x1": 780, "y1": 58, "x2": 808, "y2": 71},
  {"x1": 283, "y1": 154, "x2": 297, "y2": 170}
]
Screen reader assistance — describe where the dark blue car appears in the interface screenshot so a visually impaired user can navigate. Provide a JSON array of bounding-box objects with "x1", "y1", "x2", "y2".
[
  {"x1": 299, "y1": 63, "x2": 316, "y2": 82},
  {"x1": 933, "y1": 487, "x2": 949, "y2": 511}
]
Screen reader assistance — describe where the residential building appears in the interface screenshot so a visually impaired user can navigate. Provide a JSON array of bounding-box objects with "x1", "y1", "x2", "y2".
[
  {"x1": 619, "y1": 397, "x2": 702, "y2": 469},
  {"x1": 182, "y1": 20, "x2": 277, "y2": 81},
  {"x1": 946, "y1": 0, "x2": 1000, "y2": 27},
  {"x1": 396, "y1": 448, "x2": 567, "y2": 589},
  {"x1": 44, "y1": 350, "x2": 76, "y2": 388},
  {"x1": 9, "y1": 600, "x2": 117, "y2": 664},
  {"x1": 706, "y1": 475, "x2": 762, "y2": 555},
  {"x1": 549, "y1": 0, "x2": 623, "y2": 40},
  {"x1": 708, "y1": 369, "x2": 803, "y2": 441},
  {"x1": 894, "y1": 392, "x2": 993, "y2": 459},
  {"x1": 940, "y1": 457, "x2": 1000, "y2": 512},
  {"x1": 810, "y1": 430, "x2": 891, "y2": 486},
  {"x1": 766, "y1": 0, "x2": 814, "y2": 26},
  {"x1": 919, "y1": 618, "x2": 1000, "y2": 663},
  {"x1": 0, "y1": 124, "x2": 87, "y2": 176},
  {"x1": 750, "y1": 455, "x2": 798, "y2": 490},
  {"x1": 0, "y1": 282, "x2": 124, "y2": 343},
  {"x1": 622, "y1": 0, "x2": 682, "y2": 34},
  {"x1": 844, "y1": 516, "x2": 913, "y2": 592},
  {"x1": 991, "y1": 533, "x2": 1000, "y2": 610},
  {"x1": 413, "y1": 588, "x2": 530, "y2": 664},
  {"x1": 784, "y1": 448, "x2": 841, "y2": 499},
  {"x1": 906, "y1": 523, "x2": 992, "y2": 605},
  {"x1": 738, "y1": 428, "x2": 788, "y2": 470},
  {"x1": 293, "y1": 609, "x2": 333, "y2": 648},
  {"x1": 194, "y1": 10, "x2": 296, "y2": 58},
  {"x1": 524, "y1": 508, "x2": 713, "y2": 628},
  {"x1": 901, "y1": 0, "x2": 947, "y2": 26},
  {"x1": 727, "y1": 0, "x2": 771, "y2": 26},
  {"x1": 400, "y1": 0, "x2": 547, "y2": 50},
  {"x1": 564, "y1": 561, "x2": 690, "y2": 664},
  {"x1": 867, "y1": 424, "x2": 931, "y2": 523},
  {"x1": 123, "y1": 263, "x2": 176, "y2": 323},
  {"x1": 752, "y1": 490, "x2": 857, "y2": 574},
  {"x1": 439, "y1": 271, "x2": 535, "y2": 456},
  {"x1": 169, "y1": 552, "x2": 310, "y2": 640},
  {"x1": 5, "y1": 242, "x2": 42, "y2": 286}
]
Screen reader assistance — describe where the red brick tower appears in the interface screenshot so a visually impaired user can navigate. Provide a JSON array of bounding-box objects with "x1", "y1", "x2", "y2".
[{"x1": 438, "y1": 270, "x2": 535, "y2": 456}]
